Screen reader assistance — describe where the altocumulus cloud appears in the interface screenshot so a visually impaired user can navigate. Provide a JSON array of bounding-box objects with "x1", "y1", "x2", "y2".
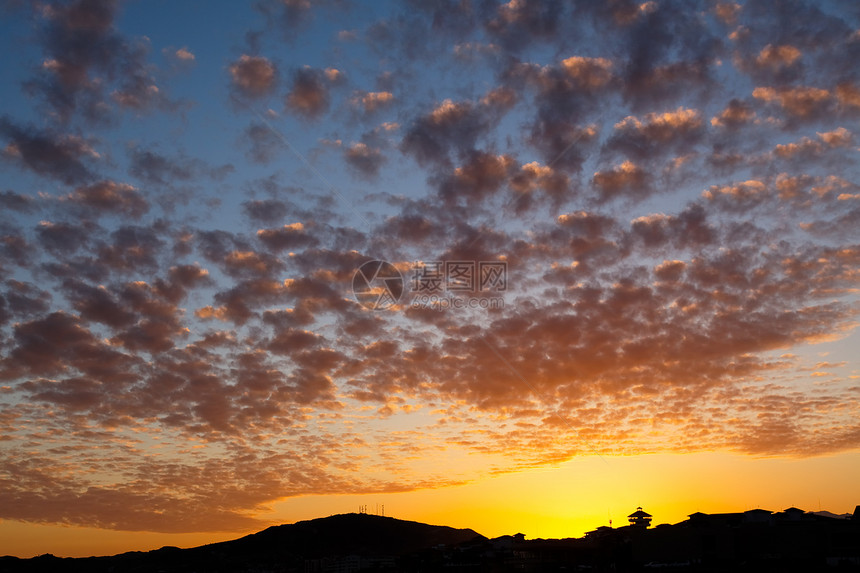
[{"x1": 0, "y1": 0, "x2": 858, "y2": 534}]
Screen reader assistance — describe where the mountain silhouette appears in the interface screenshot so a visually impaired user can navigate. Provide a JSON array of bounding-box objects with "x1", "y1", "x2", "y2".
[
  {"x1": 0, "y1": 513, "x2": 484, "y2": 572},
  {"x1": 3, "y1": 507, "x2": 859, "y2": 572}
]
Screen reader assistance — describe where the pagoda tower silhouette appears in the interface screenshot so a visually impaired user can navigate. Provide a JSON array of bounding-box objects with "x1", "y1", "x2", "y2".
[{"x1": 628, "y1": 507, "x2": 652, "y2": 528}]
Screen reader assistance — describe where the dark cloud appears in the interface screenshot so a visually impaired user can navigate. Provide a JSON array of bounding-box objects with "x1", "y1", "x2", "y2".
[
  {"x1": 0, "y1": 233, "x2": 34, "y2": 272},
  {"x1": 364, "y1": 9, "x2": 459, "y2": 64},
  {"x1": 769, "y1": 127, "x2": 853, "y2": 162},
  {"x1": 22, "y1": 0, "x2": 171, "y2": 122},
  {"x1": 436, "y1": 151, "x2": 516, "y2": 206},
  {"x1": 258, "y1": 0, "x2": 315, "y2": 37},
  {"x1": 604, "y1": 107, "x2": 705, "y2": 161},
  {"x1": 799, "y1": 205, "x2": 860, "y2": 239},
  {"x1": 526, "y1": 121, "x2": 600, "y2": 173},
  {"x1": 752, "y1": 85, "x2": 834, "y2": 123},
  {"x1": 64, "y1": 180, "x2": 149, "y2": 218},
  {"x1": 153, "y1": 264, "x2": 211, "y2": 304},
  {"x1": 0, "y1": 118, "x2": 96, "y2": 184},
  {"x1": 21, "y1": 0, "x2": 122, "y2": 121},
  {"x1": 285, "y1": 67, "x2": 335, "y2": 119},
  {"x1": 508, "y1": 161, "x2": 571, "y2": 212},
  {"x1": 592, "y1": 160, "x2": 652, "y2": 201},
  {"x1": 0, "y1": 455, "x2": 274, "y2": 532},
  {"x1": 505, "y1": 57, "x2": 609, "y2": 171},
  {"x1": 736, "y1": 0, "x2": 856, "y2": 65},
  {"x1": 374, "y1": 212, "x2": 442, "y2": 246},
  {"x1": 221, "y1": 249, "x2": 285, "y2": 279},
  {"x1": 109, "y1": 41, "x2": 172, "y2": 112},
  {"x1": 743, "y1": 43, "x2": 805, "y2": 85},
  {"x1": 196, "y1": 230, "x2": 252, "y2": 265},
  {"x1": 109, "y1": 282, "x2": 187, "y2": 353},
  {"x1": 0, "y1": 190, "x2": 35, "y2": 213},
  {"x1": 96, "y1": 224, "x2": 165, "y2": 273},
  {"x1": 400, "y1": 92, "x2": 513, "y2": 167},
  {"x1": 242, "y1": 198, "x2": 291, "y2": 225},
  {"x1": 344, "y1": 142, "x2": 386, "y2": 179},
  {"x1": 404, "y1": 0, "x2": 480, "y2": 38},
  {"x1": 267, "y1": 326, "x2": 321, "y2": 356},
  {"x1": 243, "y1": 122, "x2": 285, "y2": 164},
  {"x1": 711, "y1": 98, "x2": 756, "y2": 129},
  {"x1": 484, "y1": 0, "x2": 564, "y2": 51},
  {"x1": 0, "y1": 280, "x2": 52, "y2": 325},
  {"x1": 836, "y1": 82, "x2": 860, "y2": 111},
  {"x1": 627, "y1": 203, "x2": 715, "y2": 250},
  {"x1": 64, "y1": 279, "x2": 135, "y2": 328},
  {"x1": 0, "y1": 311, "x2": 139, "y2": 381},
  {"x1": 615, "y1": 1, "x2": 722, "y2": 110},
  {"x1": 508, "y1": 56, "x2": 614, "y2": 100},
  {"x1": 127, "y1": 147, "x2": 192, "y2": 185},
  {"x1": 713, "y1": 2, "x2": 742, "y2": 26},
  {"x1": 702, "y1": 179, "x2": 770, "y2": 212},
  {"x1": 256, "y1": 222, "x2": 318, "y2": 252},
  {"x1": 36, "y1": 220, "x2": 97, "y2": 255},
  {"x1": 206, "y1": 277, "x2": 287, "y2": 325}
]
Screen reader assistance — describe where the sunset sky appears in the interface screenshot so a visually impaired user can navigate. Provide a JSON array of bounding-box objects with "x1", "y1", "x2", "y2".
[{"x1": 1, "y1": 0, "x2": 860, "y2": 559}]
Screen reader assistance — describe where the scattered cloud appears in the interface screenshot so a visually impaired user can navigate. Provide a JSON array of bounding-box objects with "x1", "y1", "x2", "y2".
[
  {"x1": 0, "y1": 119, "x2": 97, "y2": 184},
  {"x1": 344, "y1": 142, "x2": 385, "y2": 179},
  {"x1": 229, "y1": 55, "x2": 277, "y2": 98},
  {"x1": 285, "y1": 66, "x2": 332, "y2": 118},
  {"x1": 1, "y1": 0, "x2": 858, "y2": 538}
]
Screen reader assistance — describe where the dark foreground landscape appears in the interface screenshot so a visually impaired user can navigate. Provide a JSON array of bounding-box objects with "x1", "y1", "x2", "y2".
[{"x1": 3, "y1": 506, "x2": 860, "y2": 572}]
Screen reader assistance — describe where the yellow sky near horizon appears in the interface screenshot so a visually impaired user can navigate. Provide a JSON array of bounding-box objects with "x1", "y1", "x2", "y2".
[{"x1": 3, "y1": 450, "x2": 857, "y2": 559}]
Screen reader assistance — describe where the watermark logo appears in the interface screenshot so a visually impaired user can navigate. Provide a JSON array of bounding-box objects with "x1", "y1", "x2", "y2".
[
  {"x1": 352, "y1": 260, "x2": 404, "y2": 310},
  {"x1": 353, "y1": 259, "x2": 507, "y2": 311},
  {"x1": 410, "y1": 294, "x2": 505, "y2": 311},
  {"x1": 412, "y1": 260, "x2": 507, "y2": 292}
]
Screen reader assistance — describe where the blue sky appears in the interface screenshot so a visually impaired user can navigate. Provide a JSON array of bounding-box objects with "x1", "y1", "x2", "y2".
[{"x1": 1, "y1": 0, "x2": 859, "y2": 556}]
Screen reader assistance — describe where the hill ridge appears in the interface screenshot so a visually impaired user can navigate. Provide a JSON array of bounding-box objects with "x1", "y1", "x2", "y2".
[{"x1": 3, "y1": 507, "x2": 859, "y2": 572}]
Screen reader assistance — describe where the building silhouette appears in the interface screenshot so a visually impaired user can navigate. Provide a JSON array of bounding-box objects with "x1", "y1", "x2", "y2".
[{"x1": 627, "y1": 507, "x2": 652, "y2": 528}]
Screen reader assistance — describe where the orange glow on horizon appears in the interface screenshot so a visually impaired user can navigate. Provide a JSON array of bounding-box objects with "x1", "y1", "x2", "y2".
[{"x1": 3, "y1": 451, "x2": 857, "y2": 559}]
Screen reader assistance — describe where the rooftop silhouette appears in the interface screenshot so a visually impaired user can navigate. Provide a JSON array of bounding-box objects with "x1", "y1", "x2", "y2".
[{"x1": 2, "y1": 505, "x2": 858, "y2": 572}]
